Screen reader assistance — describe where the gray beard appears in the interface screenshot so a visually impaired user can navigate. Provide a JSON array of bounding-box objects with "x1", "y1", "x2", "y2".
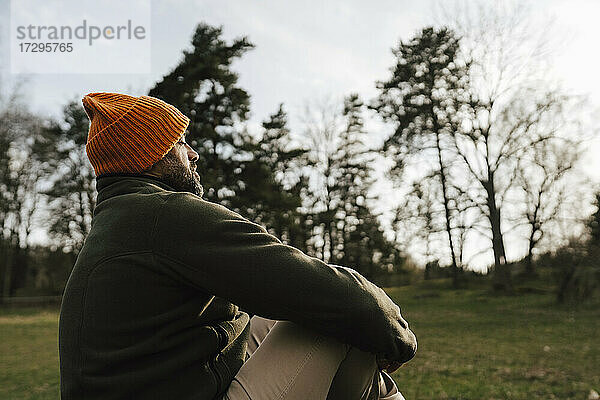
[{"x1": 159, "y1": 152, "x2": 204, "y2": 197}]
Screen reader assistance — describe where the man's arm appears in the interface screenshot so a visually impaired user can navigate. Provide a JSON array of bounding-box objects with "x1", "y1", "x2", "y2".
[{"x1": 153, "y1": 192, "x2": 417, "y2": 364}]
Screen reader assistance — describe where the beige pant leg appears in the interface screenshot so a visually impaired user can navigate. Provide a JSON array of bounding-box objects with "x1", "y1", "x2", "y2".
[
  {"x1": 224, "y1": 316, "x2": 379, "y2": 400},
  {"x1": 326, "y1": 346, "x2": 379, "y2": 400},
  {"x1": 245, "y1": 315, "x2": 276, "y2": 357}
]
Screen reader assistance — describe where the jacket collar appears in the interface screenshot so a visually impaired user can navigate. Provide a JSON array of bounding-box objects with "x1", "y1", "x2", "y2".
[{"x1": 95, "y1": 174, "x2": 176, "y2": 205}]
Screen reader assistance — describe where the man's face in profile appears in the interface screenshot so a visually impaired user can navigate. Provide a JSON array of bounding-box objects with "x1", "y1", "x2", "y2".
[{"x1": 158, "y1": 135, "x2": 204, "y2": 197}]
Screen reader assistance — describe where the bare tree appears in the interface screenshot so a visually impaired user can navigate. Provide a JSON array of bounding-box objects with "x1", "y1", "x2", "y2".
[
  {"x1": 40, "y1": 100, "x2": 96, "y2": 255},
  {"x1": 516, "y1": 135, "x2": 582, "y2": 275},
  {"x1": 373, "y1": 26, "x2": 471, "y2": 287},
  {"x1": 437, "y1": 0, "x2": 578, "y2": 290},
  {"x1": 0, "y1": 82, "x2": 45, "y2": 299},
  {"x1": 301, "y1": 97, "x2": 342, "y2": 262},
  {"x1": 299, "y1": 95, "x2": 398, "y2": 278},
  {"x1": 391, "y1": 178, "x2": 442, "y2": 270}
]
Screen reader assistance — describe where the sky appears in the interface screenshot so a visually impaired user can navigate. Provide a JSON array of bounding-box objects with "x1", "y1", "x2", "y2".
[
  {"x1": 4, "y1": 1, "x2": 598, "y2": 129},
  {"x1": 1, "y1": 0, "x2": 599, "y2": 268}
]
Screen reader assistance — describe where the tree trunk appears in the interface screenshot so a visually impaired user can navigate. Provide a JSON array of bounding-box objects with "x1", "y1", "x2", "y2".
[
  {"x1": 525, "y1": 228, "x2": 537, "y2": 276},
  {"x1": 525, "y1": 202, "x2": 541, "y2": 277},
  {"x1": 2, "y1": 246, "x2": 14, "y2": 300},
  {"x1": 484, "y1": 177, "x2": 513, "y2": 291},
  {"x1": 434, "y1": 131, "x2": 461, "y2": 288}
]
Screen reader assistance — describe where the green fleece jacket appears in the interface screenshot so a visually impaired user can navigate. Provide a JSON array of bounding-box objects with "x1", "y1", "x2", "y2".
[{"x1": 59, "y1": 175, "x2": 416, "y2": 400}]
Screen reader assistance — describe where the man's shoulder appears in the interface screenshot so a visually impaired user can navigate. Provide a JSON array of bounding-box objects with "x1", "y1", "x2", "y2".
[{"x1": 161, "y1": 192, "x2": 246, "y2": 223}]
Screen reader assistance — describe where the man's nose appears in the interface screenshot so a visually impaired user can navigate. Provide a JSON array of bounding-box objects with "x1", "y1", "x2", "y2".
[{"x1": 186, "y1": 144, "x2": 199, "y2": 163}]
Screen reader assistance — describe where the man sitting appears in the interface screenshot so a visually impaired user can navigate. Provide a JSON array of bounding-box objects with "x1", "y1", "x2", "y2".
[{"x1": 59, "y1": 92, "x2": 417, "y2": 399}]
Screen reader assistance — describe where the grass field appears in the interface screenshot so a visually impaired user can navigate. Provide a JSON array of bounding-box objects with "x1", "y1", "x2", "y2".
[
  {"x1": 388, "y1": 280, "x2": 600, "y2": 399},
  {"x1": 1, "y1": 279, "x2": 598, "y2": 399}
]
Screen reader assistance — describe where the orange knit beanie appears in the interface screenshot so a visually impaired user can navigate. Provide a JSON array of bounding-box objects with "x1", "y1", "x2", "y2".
[{"x1": 82, "y1": 92, "x2": 190, "y2": 176}]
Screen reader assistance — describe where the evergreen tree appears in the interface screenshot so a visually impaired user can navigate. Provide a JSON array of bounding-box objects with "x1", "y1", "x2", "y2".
[
  {"x1": 337, "y1": 95, "x2": 403, "y2": 278},
  {"x1": 373, "y1": 26, "x2": 467, "y2": 287},
  {"x1": 149, "y1": 23, "x2": 311, "y2": 251},
  {"x1": 303, "y1": 94, "x2": 402, "y2": 277},
  {"x1": 148, "y1": 23, "x2": 254, "y2": 207},
  {"x1": 39, "y1": 100, "x2": 96, "y2": 255},
  {"x1": 230, "y1": 105, "x2": 309, "y2": 248}
]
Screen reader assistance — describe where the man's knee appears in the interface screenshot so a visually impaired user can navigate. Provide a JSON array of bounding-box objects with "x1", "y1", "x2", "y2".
[{"x1": 327, "y1": 346, "x2": 379, "y2": 400}]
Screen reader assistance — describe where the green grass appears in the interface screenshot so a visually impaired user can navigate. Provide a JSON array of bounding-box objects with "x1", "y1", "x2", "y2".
[
  {"x1": 389, "y1": 280, "x2": 600, "y2": 399},
  {"x1": 0, "y1": 307, "x2": 60, "y2": 400},
  {"x1": 1, "y1": 280, "x2": 598, "y2": 399}
]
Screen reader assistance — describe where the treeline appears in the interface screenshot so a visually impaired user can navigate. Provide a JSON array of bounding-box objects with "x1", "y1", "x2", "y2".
[
  {"x1": 0, "y1": 24, "x2": 413, "y2": 299},
  {"x1": 1, "y1": 4, "x2": 599, "y2": 302}
]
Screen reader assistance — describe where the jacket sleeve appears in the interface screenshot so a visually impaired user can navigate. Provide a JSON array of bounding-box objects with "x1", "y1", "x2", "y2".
[{"x1": 152, "y1": 192, "x2": 417, "y2": 364}]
